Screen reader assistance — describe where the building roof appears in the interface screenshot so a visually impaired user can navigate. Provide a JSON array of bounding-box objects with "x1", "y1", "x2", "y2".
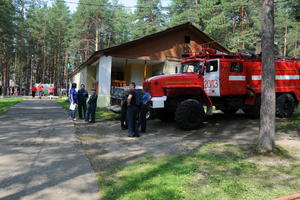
[{"x1": 70, "y1": 22, "x2": 229, "y2": 77}]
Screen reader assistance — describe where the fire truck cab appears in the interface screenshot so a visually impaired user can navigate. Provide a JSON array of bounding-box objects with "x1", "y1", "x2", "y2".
[{"x1": 143, "y1": 48, "x2": 300, "y2": 130}]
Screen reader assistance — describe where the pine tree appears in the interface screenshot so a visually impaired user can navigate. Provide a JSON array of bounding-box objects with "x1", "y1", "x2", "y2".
[
  {"x1": 0, "y1": 0, "x2": 16, "y2": 95},
  {"x1": 132, "y1": 0, "x2": 165, "y2": 38}
]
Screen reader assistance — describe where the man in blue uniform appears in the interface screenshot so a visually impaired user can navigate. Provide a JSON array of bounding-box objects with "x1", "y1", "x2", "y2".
[{"x1": 139, "y1": 88, "x2": 151, "y2": 133}]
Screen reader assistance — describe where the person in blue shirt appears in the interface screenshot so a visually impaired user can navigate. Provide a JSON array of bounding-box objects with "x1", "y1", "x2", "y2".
[
  {"x1": 69, "y1": 83, "x2": 78, "y2": 121},
  {"x1": 139, "y1": 88, "x2": 151, "y2": 133}
]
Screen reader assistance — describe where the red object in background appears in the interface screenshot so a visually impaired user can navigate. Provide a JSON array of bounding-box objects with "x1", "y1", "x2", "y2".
[
  {"x1": 49, "y1": 87, "x2": 54, "y2": 93},
  {"x1": 31, "y1": 86, "x2": 37, "y2": 92},
  {"x1": 37, "y1": 84, "x2": 43, "y2": 92}
]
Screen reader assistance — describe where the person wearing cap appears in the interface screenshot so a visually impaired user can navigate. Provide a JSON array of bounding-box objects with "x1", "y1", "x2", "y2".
[{"x1": 85, "y1": 88, "x2": 98, "y2": 123}]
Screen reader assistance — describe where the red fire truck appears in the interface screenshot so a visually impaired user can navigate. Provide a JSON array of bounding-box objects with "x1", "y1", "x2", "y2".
[{"x1": 143, "y1": 47, "x2": 300, "y2": 130}]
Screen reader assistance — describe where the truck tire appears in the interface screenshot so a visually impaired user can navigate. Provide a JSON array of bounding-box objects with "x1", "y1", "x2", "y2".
[
  {"x1": 276, "y1": 93, "x2": 296, "y2": 118},
  {"x1": 156, "y1": 109, "x2": 174, "y2": 122},
  {"x1": 175, "y1": 99, "x2": 205, "y2": 130}
]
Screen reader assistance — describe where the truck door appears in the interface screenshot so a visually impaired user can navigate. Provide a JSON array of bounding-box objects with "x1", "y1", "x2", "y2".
[
  {"x1": 227, "y1": 62, "x2": 247, "y2": 95},
  {"x1": 204, "y1": 59, "x2": 220, "y2": 96}
]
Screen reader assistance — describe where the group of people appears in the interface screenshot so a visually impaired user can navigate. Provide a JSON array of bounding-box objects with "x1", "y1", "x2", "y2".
[
  {"x1": 121, "y1": 82, "x2": 151, "y2": 137},
  {"x1": 31, "y1": 83, "x2": 54, "y2": 99},
  {"x1": 68, "y1": 81, "x2": 151, "y2": 138},
  {"x1": 0, "y1": 86, "x2": 21, "y2": 96},
  {"x1": 69, "y1": 83, "x2": 98, "y2": 122}
]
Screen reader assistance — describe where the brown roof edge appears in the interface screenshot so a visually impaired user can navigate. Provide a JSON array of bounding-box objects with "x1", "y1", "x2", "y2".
[
  {"x1": 101, "y1": 22, "x2": 229, "y2": 55},
  {"x1": 70, "y1": 22, "x2": 229, "y2": 78}
]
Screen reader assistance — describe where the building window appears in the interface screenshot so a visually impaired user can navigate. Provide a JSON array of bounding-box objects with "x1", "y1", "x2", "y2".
[{"x1": 184, "y1": 36, "x2": 191, "y2": 44}]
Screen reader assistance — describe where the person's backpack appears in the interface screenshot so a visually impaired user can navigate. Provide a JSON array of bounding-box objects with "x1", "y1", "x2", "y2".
[{"x1": 134, "y1": 89, "x2": 142, "y2": 107}]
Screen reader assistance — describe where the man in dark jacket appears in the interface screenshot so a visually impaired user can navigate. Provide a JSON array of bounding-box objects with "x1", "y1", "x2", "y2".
[
  {"x1": 78, "y1": 84, "x2": 89, "y2": 119},
  {"x1": 127, "y1": 82, "x2": 139, "y2": 137},
  {"x1": 85, "y1": 88, "x2": 98, "y2": 123}
]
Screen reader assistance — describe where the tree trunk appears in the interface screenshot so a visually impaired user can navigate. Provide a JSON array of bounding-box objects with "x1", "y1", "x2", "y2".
[
  {"x1": 283, "y1": 22, "x2": 288, "y2": 57},
  {"x1": 240, "y1": 6, "x2": 245, "y2": 49},
  {"x1": 257, "y1": 0, "x2": 276, "y2": 152},
  {"x1": 95, "y1": 17, "x2": 99, "y2": 51}
]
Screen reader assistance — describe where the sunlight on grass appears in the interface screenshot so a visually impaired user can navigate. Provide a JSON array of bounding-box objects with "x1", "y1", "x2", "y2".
[
  {"x1": 0, "y1": 97, "x2": 23, "y2": 115},
  {"x1": 54, "y1": 98, "x2": 119, "y2": 120},
  {"x1": 99, "y1": 143, "x2": 300, "y2": 200}
]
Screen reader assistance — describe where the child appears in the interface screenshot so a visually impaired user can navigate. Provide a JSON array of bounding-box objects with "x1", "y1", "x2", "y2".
[
  {"x1": 31, "y1": 85, "x2": 37, "y2": 98},
  {"x1": 85, "y1": 88, "x2": 98, "y2": 123},
  {"x1": 48, "y1": 85, "x2": 54, "y2": 99}
]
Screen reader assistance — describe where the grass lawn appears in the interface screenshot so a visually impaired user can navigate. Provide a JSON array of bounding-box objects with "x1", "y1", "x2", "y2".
[
  {"x1": 98, "y1": 107, "x2": 300, "y2": 200},
  {"x1": 0, "y1": 97, "x2": 23, "y2": 115},
  {"x1": 276, "y1": 106, "x2": 300, "y2": 133},
  {"x1": 99, "y1": 143, "x2": 300, "y2": 200},
  {"x1": 55, "y1": 98, "x2": 119, "y2": 120}
]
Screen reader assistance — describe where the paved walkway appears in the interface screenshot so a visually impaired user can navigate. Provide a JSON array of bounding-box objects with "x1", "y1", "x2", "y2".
[{"x1": 0, "y1": 100, "x2": 100, "y2": 200}]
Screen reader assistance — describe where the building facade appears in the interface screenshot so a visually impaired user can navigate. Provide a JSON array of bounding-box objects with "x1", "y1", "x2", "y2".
[{"x1": 70, "y1": 22, "x2": 228, "y2": 107}]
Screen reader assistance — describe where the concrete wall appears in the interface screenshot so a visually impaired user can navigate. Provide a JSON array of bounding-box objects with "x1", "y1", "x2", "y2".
[{"x1": 97, "y1": 56, "x2": 112, "y2": 107}]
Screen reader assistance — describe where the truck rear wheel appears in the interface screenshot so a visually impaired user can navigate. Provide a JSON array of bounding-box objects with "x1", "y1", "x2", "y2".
[
  {"x1": 276, "y1": 93, "x2": 296, "y2": 118},
  {"x1": 175, "y1": 99, "x2": 205, "y2": 130}
]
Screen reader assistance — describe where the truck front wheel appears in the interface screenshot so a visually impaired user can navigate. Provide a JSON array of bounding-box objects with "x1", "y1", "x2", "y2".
[
  {"x1": 276, "y1": 93, "x2": 296, "y2": 118},
  {"x1": 175, "y1": 99, "x2": 205, "y2": 130}
]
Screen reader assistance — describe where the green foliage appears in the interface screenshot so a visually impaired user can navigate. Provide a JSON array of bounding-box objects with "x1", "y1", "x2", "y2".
[
  {"x1": 0, "y1": 0, "x2": 16, "y2": 65},
  {"x1": 99, "y1": 143, "x2": 300, "y2": 200},
  {"x1": 0, "y1": 97, "x2": 23, "y2": 115},
  {"x1": 132, "y1": 0, "x2": 165, "y2": 38}
]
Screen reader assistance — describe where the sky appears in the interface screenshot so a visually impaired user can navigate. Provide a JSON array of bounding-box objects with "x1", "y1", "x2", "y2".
[{"x1": 47, "y1": 0, "x2": 171, "y2": 13}]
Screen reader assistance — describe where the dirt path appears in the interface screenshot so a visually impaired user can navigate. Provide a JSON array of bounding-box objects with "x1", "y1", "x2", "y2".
[
  {"x1": 0, "y1": 100, "x2": 100, "y2": 200},
  {"x1": 75, "y1": 112, "x2": 300, "y2": 172}
]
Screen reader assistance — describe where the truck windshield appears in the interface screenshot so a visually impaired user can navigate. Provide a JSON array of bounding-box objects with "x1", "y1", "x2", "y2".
[{"x1": 180, "y1": 61, "x2": 203, "y2": 73}]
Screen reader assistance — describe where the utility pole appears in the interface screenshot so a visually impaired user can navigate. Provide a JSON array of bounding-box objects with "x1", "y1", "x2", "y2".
[{"x1": 257, "y1": 0, "x2": 276, "y2": 152}]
